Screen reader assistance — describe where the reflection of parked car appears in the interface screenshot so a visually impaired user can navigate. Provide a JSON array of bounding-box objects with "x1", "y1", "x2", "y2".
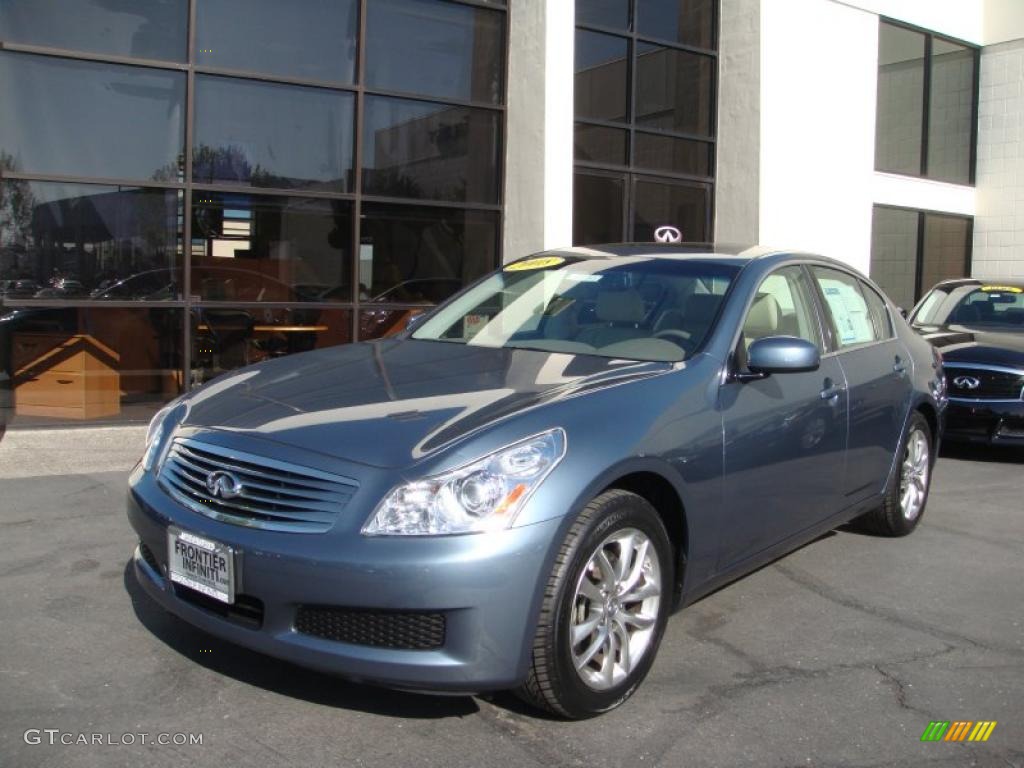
[
  {"x1": 128, "y1": 246, "x2": 945, "y2": 719},
  {"x1": 370, "y1": 278, "x2": 462, "y2": 304},
  {"x1": 5, "y1": 279, "x2": 41, "y2": 298},
  {"x1": 910, "y1": 278, "x2": 1024, "y2": 445}
]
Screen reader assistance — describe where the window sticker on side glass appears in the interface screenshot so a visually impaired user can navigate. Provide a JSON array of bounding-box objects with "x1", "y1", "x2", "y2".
[
  {"x1": 463, "y1": 314, "x2": 490, "y2": 339},
  {"x1": 821, "y1": 280, "x2": 873, "y2": 345}
]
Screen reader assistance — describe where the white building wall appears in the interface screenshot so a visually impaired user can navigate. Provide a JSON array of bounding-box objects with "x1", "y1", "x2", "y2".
[
  {"x1": 757, "y1": 0, "x2": 879, "y2": 272},
  {"x1": 973, "y1": 38, "x2": 1024, "y2": 278}
]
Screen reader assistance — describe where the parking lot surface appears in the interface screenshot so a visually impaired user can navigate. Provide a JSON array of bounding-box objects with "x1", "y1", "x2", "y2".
[{"x1": 1, "y1": 428, "x2": 1022, "y2": 768}]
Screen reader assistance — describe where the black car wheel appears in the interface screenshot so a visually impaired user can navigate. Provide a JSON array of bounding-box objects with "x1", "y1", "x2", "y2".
[
  {"x1": 516, "y1": 490, "x2": 672, "y2": 718},
  {"x1": 854, "y1": 411, "x2": 934, "y2": 537}
]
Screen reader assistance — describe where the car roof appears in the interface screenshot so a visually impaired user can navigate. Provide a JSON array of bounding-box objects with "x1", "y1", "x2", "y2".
[
  {"x1": 931, "y1": 277, "x2": 1024, "y2": 288},
  {"x1": 538, "y1": 243, "x2": 853, "y2": 271}
]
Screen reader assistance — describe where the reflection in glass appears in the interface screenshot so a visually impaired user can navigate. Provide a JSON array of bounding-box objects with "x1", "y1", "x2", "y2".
[
  {"x1": 928, "y1": 39, "x2": 975, "y2": 185},
  {"x1": 633, "y1": 179, "x2": 707, "y2": 242},
  {"x1": 575, "y1": 30, "x2": 629, "y2": 122},
  {"x1": 0, "y1": 51, "x2": 185, "y2": 182},
  {"x1": 574, "y1": 124, "x2": 628, "y2": 166},
  {"x1": 875, "y1": 23, "x2": 925, "y2": 176},
  {"x1": 575, "y1": 0, "x2": 630, "y2": 30},
  {"x1": 359, "y1": 204, "x2": 498, "y2": 304},
  {"x1": 573, "y1": 173, "x2": 624, "y2": 245},
  {"x1": 362, "y1": 96, "x2": 501, "y2": 204},
  {"x1": 196, "y1": 0, "x2": 357, "y2": 83},
  {"x1": 636, "y1": 0, "x2": 716, "y2": 48},
  {"x1": 190, "y1": 307, "x2": 352, "y2": 384},
  {"x1": 359, "y1": 308, "x2": 427, "y2": 341},
  {"x1": 190, "y1": 193, "x2": 353, "y2": 303},
  {"x1": 869, "y1": 206, "x2": 919, "y2": 311},
  {"x1": 194, "y1": 76, "x2": 354, "y2": 192},
  {"x1": 365, "y1": 0, "x2": 505, "y2": 105},
  {"x1": 0, "y1": 0, "x2": 187, "y2": 61},
  {"x1": 0, "y1": 307, "x2": 184, "y2": 426},
  {"x1": 635, "y1": 43, "x2": 714, "y2": 136},
  {"x1": 921, "y1": 213, "x2": 971, "y2": 295},
  {"x1": 634, "y1": 132, "x2": 711, "y2": 176},
  {"x1": 0, "y1": 181, "x2": 181, "y2": 300}
]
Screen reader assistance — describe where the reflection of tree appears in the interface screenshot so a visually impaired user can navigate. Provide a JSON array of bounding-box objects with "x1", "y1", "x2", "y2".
[
  {"x1": 362, "y1": 167, "x2": 423, "y2": 200},
  {"x1": 0, "y1": 152, "x2": 36, "y2": 252},
  {"x1": 193, "y1": 144, "x2": 306, "y2": 189}
]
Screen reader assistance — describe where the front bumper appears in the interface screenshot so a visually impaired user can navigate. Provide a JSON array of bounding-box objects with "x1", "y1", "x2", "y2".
[
  {"x1": 944, "y1": 398, "x2": 1024, "y2": 445},
  {"x1": 127, "y1": 466, "x2": 564, "y2": 693}
]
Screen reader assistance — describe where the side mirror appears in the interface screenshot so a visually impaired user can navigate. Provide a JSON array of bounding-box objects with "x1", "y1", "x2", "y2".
[
  {"x1": 747, "y1": 336, "x2": 820, "y2": 375},
  {"x1": 898, "y1": 307, "x2": 909, "y2": 319}
]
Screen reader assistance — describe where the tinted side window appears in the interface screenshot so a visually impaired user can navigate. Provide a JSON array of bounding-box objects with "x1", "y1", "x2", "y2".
[
  {"x1": 740, "y1": 266, "x2": 822, "y2": 361},
  {"x1": 811, "y1": 267, "x2": 879, "y2": 349},
  {"x1": 860, "y1": 281, "x2": 895, "y2": 339}
]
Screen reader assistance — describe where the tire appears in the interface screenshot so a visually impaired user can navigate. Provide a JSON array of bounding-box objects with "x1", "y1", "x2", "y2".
[
  {"x1": 516, "y1": 489, "x2": 673, "y2": 719},
  {"x1": 854, "y1": 411, "x2": 933, "y2": 537}
]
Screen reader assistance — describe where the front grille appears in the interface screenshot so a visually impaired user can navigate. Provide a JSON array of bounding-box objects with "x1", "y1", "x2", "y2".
[
  {"x1": 945, "y1": 366, "x2": 1024, "y2": 401},
  {"x1": 159, "y1": 438, "x2": 357, "y2": 533},
  {"x1": 174, "y1": 585, "x2": 264, "y2": 629},
  {"x1": 295, "y1": 605, "x2": 446, "y2": 650}
]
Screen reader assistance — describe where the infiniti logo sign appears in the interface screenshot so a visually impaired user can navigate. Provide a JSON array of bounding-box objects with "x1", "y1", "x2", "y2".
[
  {"x1": 206, "y1": 471, "x2": 244, "y2": 499},
  {"x1": 952, "y1": 375, "x2": 981, "y2": 390},
  {"x1": 654, "y1": 225, "x2": 682, "y2": 244}
]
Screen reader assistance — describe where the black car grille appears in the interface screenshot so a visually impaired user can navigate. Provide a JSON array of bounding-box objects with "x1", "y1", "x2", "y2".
[
  {"x1": 945, "y1": 367, "x2": 1024, "y2": 400},
  {"x1": 174, "y1": 585, "x2": 265, "y2": 629},
  {"x1": 159, "y1": 438, "x2": 357, "y2": 533},
  {"x1": 295, "y1": 605, "x2": 446, "y2": 650}
]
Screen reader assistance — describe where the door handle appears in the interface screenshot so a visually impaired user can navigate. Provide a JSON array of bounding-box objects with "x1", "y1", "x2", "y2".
[
  {"x1": 893, "y1": 357, "x2": 908, "y2": 376},
  {"x1": 820, "y1": 383, "x2": 845, "y2": 401}
]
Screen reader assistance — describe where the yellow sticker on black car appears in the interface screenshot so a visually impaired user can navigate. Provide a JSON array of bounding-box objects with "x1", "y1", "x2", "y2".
[
  {"x1": 504, "y1": 256, "x2": 565, "y2": 272},
  {"x1": 980, "y1": 285, "x2": 1023, "y2": 293}
]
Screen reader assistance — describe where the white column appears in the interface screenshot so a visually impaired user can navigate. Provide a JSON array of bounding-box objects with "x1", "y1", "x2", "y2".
[{"x1": 503, "y1": 0, "x2": 575, "y2": 262}]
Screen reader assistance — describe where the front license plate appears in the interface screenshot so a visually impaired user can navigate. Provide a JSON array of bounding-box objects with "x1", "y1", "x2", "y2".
[{"x1": 167, "y1": 527, "x2": 235, "y2": 604}]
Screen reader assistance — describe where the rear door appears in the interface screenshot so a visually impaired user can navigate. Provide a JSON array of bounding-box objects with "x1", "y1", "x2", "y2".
[
  {"x1": 719, "y1": 265, "x2": 849, "y2": 569},
  {"x1": 810, "y1": 267, "x2": 913, "y2": 505}
]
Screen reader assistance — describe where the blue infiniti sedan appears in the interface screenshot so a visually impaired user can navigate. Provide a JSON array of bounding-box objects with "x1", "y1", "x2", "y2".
[{"x1": 128, "y1": 245, "x2": 946, "y2": 718}]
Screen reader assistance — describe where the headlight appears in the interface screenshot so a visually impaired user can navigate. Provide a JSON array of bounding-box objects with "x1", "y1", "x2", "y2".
[
  {"x1": 141, "y1": 404, "x2": 173, "y2": 472},
  {"x1": 363, "y1": 429, "x2": 567, "y2": 536}
]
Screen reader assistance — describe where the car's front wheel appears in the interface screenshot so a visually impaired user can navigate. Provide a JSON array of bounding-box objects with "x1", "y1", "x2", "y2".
[{"x1": 516, "y1": 489, "x2": 672, "y2": 718}]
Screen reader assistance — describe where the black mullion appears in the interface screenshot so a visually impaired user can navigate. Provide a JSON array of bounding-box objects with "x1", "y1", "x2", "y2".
[
  {"x1": 182, "y1": 0, "x2": 197, "y2": 393},
  {"x1": 0, "y1": 41, "x2": 188, "y2": 72},
  {"x1": 920, "y1": 34, "x2": 932, "y2": 177},
  {"x1": 352, "y1": 0, "x2": 368, "y2": 343},
  {"x1": 190, "y1": 182, "x2": 357, "y2": 201},
  {"x1": 0, "y1": 171, "x2": 184, "y2": 190},
  {"x1": 969, "y1": 46, "x2": 981, "y2": 185}
]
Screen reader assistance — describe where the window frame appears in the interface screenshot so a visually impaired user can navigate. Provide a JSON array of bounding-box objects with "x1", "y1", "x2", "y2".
[
  {"x1": 573, "y1": 0, "x2": 719, "y2": 246},
  {"x1": 0, "y1": 0, "x2": 509, "y2": 405},
  {"x1": 875, "y1": 17, "x2": 980, "y2": 186}
]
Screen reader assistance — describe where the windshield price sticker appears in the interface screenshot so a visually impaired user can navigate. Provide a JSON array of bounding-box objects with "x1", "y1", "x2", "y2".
[{"x1": 505, "y1": 256, "x2": 566, "y2": 272}]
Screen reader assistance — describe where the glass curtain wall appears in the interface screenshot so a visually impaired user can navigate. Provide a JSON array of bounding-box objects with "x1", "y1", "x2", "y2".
[
  {"x1": 0, "y1": 0, "x2": 506, "y2": 426},
  {"x1": 573, "y1": 0, "x2": 718, "y2": 245}
]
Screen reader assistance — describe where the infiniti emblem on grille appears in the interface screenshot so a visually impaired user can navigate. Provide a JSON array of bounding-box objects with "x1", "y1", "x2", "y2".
[
  {"x1": 952, "y1": 375, "x2": 981, "y2": 390},
  {"x1": 206, "y1": 471, "x2": 243, "y2": 499}
]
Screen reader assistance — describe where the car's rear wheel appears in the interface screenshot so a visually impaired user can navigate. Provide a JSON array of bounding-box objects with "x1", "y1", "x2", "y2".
[
  {"x1": 854, "y1": 411, "x2": 933, "y2": 536},
  {"x1": 516, "y1": 489, "x2": 672, "y2": 718}
]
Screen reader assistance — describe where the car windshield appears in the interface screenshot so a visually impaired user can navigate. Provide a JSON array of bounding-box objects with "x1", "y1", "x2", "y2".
[
  {"x1": 913, "y1": 284, "x2": 1024, "y2": 329},
  {"x1": 411, "y1": 255, "x2": 738, "y2": 362}
]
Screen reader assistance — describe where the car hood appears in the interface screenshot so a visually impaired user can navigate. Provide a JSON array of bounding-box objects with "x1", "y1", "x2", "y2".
[
  {"x1": 915, "y1": 325, "x2": 1024, "y2": 367},
  {"x1": 180, "y1": 339, "x2": 672, "y2": 468}
]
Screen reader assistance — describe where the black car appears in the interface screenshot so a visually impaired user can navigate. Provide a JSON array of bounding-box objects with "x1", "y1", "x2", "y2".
[{"x1": 910, "y1": 278, "x2": 1024, "y2": 445}]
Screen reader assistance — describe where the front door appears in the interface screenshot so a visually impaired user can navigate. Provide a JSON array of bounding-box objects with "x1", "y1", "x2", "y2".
[
  {"x1": 810, "y1": 267, "x2": 913, "y2": 504},
  {"x1": 719, "y1": 266, "x2": 849, "y2": 569}
]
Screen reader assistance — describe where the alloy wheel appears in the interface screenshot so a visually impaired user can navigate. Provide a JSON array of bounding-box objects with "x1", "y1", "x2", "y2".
[{"x1": 900, "y1": 428, "x2": 930, "y2": 521}]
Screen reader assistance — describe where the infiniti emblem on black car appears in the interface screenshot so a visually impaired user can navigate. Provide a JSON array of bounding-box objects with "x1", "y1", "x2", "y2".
[
  {"x1": 206, "y1": 471, "x2": 244, "y2": 499},
  {"x1": 952, "y1": 375, "x2": 981, "y2": 390}
]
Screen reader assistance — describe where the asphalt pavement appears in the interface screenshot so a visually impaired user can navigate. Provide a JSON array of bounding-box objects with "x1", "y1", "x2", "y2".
[{"x1": 0, "y1": 428, "x2": 1021, "y2": 768}]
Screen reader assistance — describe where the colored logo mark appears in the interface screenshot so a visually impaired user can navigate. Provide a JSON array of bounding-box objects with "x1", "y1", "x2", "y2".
[{"x1": 921, "y1": 721, "x2": 997, "y2": 742}]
